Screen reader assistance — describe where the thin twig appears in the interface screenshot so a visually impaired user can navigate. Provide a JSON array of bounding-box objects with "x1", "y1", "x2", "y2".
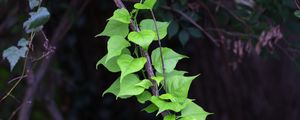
[
  {"x1": 8, "y1": 75, "x2": 28, "y2": 84},
  {"x1": 206, "y1": 28, "x2": 259, "y2": 38},
  {"x1": 150, "y1": 10, "x2": 168, "y2": 92},
  {"x1": 162, "y1": 6, "x2": 220, "y2": 46}
]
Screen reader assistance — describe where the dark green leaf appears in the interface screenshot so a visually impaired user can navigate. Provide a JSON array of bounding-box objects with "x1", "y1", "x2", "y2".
[
  {"x1": 168, "y1": 21, "x2": 179, "y2": 39},
  {"x1": 187, "y1": 27, "x2": 202, "y2": 38},
  {"x1": 179, "y1": 30, "x2": 190, "y2": 46},
  {"x1": 295, "y1": 10, "x2": 300, "y2": 18}
]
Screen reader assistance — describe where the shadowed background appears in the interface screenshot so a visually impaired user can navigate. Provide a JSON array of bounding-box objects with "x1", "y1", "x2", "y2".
[{"x1": 1, "y1": 0, "x2": 300, "y2": 120}]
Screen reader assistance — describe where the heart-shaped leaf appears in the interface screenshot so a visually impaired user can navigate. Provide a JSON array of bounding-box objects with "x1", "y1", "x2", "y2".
[
  {"x1": 23, "y1": 7, "x2": 50, "y2": 33},
  {"x1": 96, "y1": 20, "x2": 129, "y2": 37},
  {"x1": 2, "y1": 38, "x2": 29, "y2": 71},
  {"x1": 167, "y1": 75, "x2": 199, "y2": 102},
  {"x1": 128, "y1": 30, "x2": 155, "y2": 50},
  {"x1": 118, "y1": 74, "x2": 146, "y2": 97},
  {"x1": 106, "y1": 36, "x2": 130, "y2": 62},
  {"x1": 179, "y1": 102, "x2": 211, "y2": 120},
  {"x1": 103, "y1": 74, "x2": 147, "y2": 99},
  {"x1": 109, "y1": 8, "x2": 131, "y2": 24},
  {"x1": 134, "y1": 0, "x2": 157, "y2": 10},
  {"x1": 97, "y1": 49, "x2": 130, "y2": 72},
  {"x1": 151, "y1": 47, "x2": 187, "y2": 73},
  {"x1": 136, "y1": 91, "x2": 152, "y2": 104},
  {"x1": 140, "y1": 19, "x2": 170, "y2": 40},
  {"x1": 117, "y1": 54, "x2": 147, "y2": 81}
]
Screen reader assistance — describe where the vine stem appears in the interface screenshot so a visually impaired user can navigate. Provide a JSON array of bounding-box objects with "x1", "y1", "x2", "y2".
[
  {"x1": 113, "y1": 0, "x2": 170, "y2": 116},
  {"x1": 150, "y1": 10, "x2": 168, "y2": 92},
  {"x1": 0, "y1": 32, "x2": 34, "y2": 103}
]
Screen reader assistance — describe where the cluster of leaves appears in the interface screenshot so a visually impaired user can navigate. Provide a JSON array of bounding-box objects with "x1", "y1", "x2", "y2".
[
  {"x1": 2, "y1": 0, "x2": 50, "y2": 70},
  {"x1": 96, "y1": 0, "x2": 210, "y2": 120}
]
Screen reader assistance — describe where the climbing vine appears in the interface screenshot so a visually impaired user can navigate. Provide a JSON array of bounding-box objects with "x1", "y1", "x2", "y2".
[{"x1": 96, "y1": 0, "x2": 210, "y2": 119}]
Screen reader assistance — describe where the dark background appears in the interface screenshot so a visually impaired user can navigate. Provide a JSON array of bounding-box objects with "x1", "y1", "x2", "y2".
[{"x1": 1, "y1": 0, "x2": 300, "y2": 120}]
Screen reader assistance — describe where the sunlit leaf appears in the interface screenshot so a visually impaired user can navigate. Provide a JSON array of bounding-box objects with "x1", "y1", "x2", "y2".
[
  {"x1": 96, "y1": 20, "x2": 129, "y2": 37},
  {"x1": 151, "y1": 47, "x2": 187, "y2": 73},
  {"x1": 109, "y1": 8, "x2": 131, "y2": 24},
  {"x1": 143, "y1": 104, "x2": 158, "y2": 113},
  {"x1": 179, "y1": 102, "x2": 211, "y2": 120},
  {"x1": 128, "y1": 30, "x2": 155, "y2": 50},
  {"x1": 136, "y1": 91, "x2": 152, "y2": 104},
  {"x1": 118, "y1": 74, "x2": 146, "y2": 97},
  {"x1": 106, "y1": 36, "x2": 130, "y2": 62},
  {"x1": 140, "y1": 19, "x2": 170, "y2": 40},
  {"x1": 117, "y1": 54, "x2": 147, "y2": 81},
  {"x1": 136, "y1": 79, "x2": 152, "y2": 89},
  {"x1": 96, "y1": 49, "x2": 130, "y2": 72},
  {"x1": 134, "y1": 0, "x2": 157, "y2": 10},
  {"x1": 164, "y1": 114, "x2": 176, "y2": 120},
  {"x1": 167, "y1": 75, "x2": 199, "y2": 102}
]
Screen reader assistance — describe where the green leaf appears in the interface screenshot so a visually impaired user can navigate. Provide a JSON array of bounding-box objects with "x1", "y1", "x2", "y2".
[
  {"x1": 117, "y1": 54, "x2": 147, "y2": 81},
  {"x1": 159, "y1": 93, "x2": 175, "y2": 101},
  {"x1": 143, "y1": 104, "x2": 158, "y2": 113},
  {"x1": 151, "y1": 76, "x2": 164, "y2": 86},
  {"x1": 96, "y1": 20, "x2": 129, "y2": 37},
  {"x1": 179, "y1": 30, "x2": 190, "y2": 46},
  {"x1": 136, "y1": 79, "x2": 152, "y2": 89},
  {"x1": 180, "y1": 102, "x2": 211, "y2": 120},
  {"x1": 136, "y1": 91, "x2": 152, "y2": 104},
  {"x1": 106, "y1": 36, "x2": 130, "y2": 62},
  {"x1": 102, "y1": 77, "x2": 121, "y2": 97},
  {"x1": 29, "y1": 0, "x2": 40, "y2": 9},
  {"x1": 150, "y1": 96, "x2": 185, "y2": 115},
  {"x1": 108, "y1": 8, "x2": 131, "y2": 24},
  {"x1": 23, "y1": 7, "x2": 50, "y2": 33},
  {"x1": 164, "y1": 114, "x2": 176, "y2": 120},
  {"x1": 96, "y1": 48, "x2": 130, "y2": 72},
  {"x1": 134, "y1": 0, "x2": 157, "y2": 9},
  {"x1": 140, "y1": 19, "x2": 170, "y2": 40},
  {"x1": 187, "y1": 27, "x2": 202, "y2": 38},
  {"x1": 128, "y1": 30, "x2": 155, "y2": 50},
  {"x1": 295, "y1": 10, "x2": 300, "y2": 18},
  {"x1": 151, "y1": 47, "x2": 187, "y2": 73},
  {"x1": 167, "y1": 75, "x2": 199, "y2": 102},
  {"x1": 168, "y1": 21, "x2": 179, "y2": 39},
  {"x1": 118, "y1": 74, "x2": 146, "y2": 97},
  {"x1": 103, "y1": 74, "x2": 147, "y2": 99},
  {"x1": 157, "y1": 70, "x2": 188, "y2": 79},
  {"x1": 2, "y1": 38, "x2": 28, "y2": 71}
]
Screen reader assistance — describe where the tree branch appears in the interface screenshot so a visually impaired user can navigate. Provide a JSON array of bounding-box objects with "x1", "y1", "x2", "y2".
[
  {"x1": 114, "y1": 0, "x2": 169, "y2": 116},
  {"x1": 162, "y1": 6, "x2": 220, "y2": 47}
]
